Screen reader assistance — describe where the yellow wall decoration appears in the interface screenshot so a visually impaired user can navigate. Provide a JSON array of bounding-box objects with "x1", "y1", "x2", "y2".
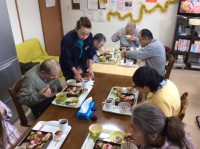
[{"x1": 107, "y1": 0, "x2": 178, "y2": 23}]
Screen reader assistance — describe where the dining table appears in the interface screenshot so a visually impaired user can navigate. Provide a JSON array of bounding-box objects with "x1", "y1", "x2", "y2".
[
  {"x1": 92, "y1": 55, "x2": 139, "y2": 76},
  {"x1": 14, "y1": 71, "x2": 139, "y2": 149}
]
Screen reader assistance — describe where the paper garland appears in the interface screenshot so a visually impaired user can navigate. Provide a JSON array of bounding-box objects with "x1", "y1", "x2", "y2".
[{"x1": 107, "y1": 0, "x2": 178, "y2": 23}]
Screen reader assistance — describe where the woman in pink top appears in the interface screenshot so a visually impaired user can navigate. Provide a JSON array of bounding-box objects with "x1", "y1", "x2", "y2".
[
  {"x1": 125, "y1": 103, "x2": 196, "y2": 149},
  {"x1": 0, "y1": 100, "x2": 21, "y2": 149}
]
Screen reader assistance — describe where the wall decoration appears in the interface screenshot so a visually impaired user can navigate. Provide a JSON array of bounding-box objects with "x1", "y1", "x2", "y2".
[
  {"x1": 146, "y1": 0, "x2": 157, "y2": 3},
  {"x1": 107, "y1": 0, "x2": 178, "y2": 23}
]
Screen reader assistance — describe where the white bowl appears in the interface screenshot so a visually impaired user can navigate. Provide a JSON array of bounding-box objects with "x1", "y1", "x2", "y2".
[
  {"x1": 118, "y1": 102, "x2": 131, "y2": 113},
  {"x1": 53, "y1": 130, "x2": 64, "y2": 141},
  {"x1": 67, "y1": 79, "x2": 76, "y2": 86},
  {"x1": 121, "y1": 142, "x2": 138, "y2": 149}
]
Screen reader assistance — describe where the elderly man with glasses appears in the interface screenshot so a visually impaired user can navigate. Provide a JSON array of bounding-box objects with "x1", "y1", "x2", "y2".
[
  {"x1": 111, "y1": 22, "x2": 140, "y2": 48},
  {"x1": 17, "y1": 58, "x2": 62, "y2": 118},
  {"x1": 121, "y1": 29, "x2": 166, "y2": 76}
]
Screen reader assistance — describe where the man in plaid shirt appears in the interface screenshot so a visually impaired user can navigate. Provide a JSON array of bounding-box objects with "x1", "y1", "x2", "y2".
[{"x1": 0, "y1": 100, "x2": 21, "y2": 149}]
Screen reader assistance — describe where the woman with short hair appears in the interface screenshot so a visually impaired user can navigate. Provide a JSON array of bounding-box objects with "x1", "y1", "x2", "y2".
[
  {"x1": 92, "y1": 33, "x2": 106, "y2": 63},
  {"x1": 125, "y1": 103, "x2": 196, "y2": 149},
  {"x1": 132, "y1": 66, "x2": 180, "y2": 117},
  {"x1": 60, "y1": 17, "x2": 94, "y2": 81}
]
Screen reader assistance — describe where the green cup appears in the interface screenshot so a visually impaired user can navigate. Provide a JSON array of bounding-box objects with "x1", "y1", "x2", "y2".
[{"x1": 89, "y1": 123, "x2": 102, "y2": 142}]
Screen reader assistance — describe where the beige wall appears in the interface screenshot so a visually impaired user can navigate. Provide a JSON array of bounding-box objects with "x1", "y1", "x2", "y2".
[{"x1": 7, "y1": 0, "x2": 178, "y2": 48}]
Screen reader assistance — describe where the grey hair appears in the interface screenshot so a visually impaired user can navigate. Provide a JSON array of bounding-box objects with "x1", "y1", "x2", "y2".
[
  {"x1": 132, "y1": 103, "x2": 186, "y2": 148},
  {"x1": 39, "y1": 58, "x2": 60, "y2": 74},
  {"x1": 132, "y1": 103, "x2": 165, "y2": 135},
  {"x1": 126, "y1": 22, "x2": 136, "y2": 30}
]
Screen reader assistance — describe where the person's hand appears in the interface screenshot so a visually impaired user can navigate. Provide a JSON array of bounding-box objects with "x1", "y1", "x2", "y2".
[
  {"x1": 120, "y1": 50, "x2": 126, "y2": 58},
  {"x1": 74, "y1": 73, "x2": 82, "y2": 82},
  {"x1": 130, "y1": 36, "x2": 136, "y2": 41},
  {"x1": 88, "y1": 70, "x2": 94, "y2": 80},
  {"x1": 98, "y1": 47, "x2": 105, "y2": 55},
  {"x1": 39, "y1": 86, "x2": 52, "y2": 98},
  {"x1": 124, "y1": 133, "x2": 134, "y2": 143},
  {"x1": 117, "y1": 32, "x2": 122, "y2": 38},
  {"x1": 0, "y1": 107, "x2": 5, "y2": 116}
]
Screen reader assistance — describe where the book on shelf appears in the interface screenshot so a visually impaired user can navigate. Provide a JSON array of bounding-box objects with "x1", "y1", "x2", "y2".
[
  {"x1": 190, "y1": 41, "x2": 200, "y2": 53},
  {"x1": 175, "y1": 39, "x2": 190, "y2": 52}
]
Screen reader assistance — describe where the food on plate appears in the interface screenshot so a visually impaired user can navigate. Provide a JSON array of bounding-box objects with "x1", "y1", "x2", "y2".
[
  {"x1": 109, "y1": 131, "x2": 125, "y2": 144},
  {"x1": 94, "y1": 140, "x2": 121, "y2": 149},
  {"x1": 18, "y1": 131, "x2": 52, "y2": 149},
  {"x1": 118, "y1": 102, "x2": 131, "y2": 113},
  {"x1": 113, "y1": 136, "x2": 123, "y2": 143},
  {"x1": 125, "y1": 35, "x2": 131, "y2": 39},
  {"x1": 99, "y1": 56, "x2": 107, "y2": 62},
  {"x1": 65, "y1": 85, "x2": 82, "y2": 97},
  {"x1": 112, "y1": 87, "x2": 121, "y2": 95},
  {"x1": 65, "y1": 97, "x2": 79, "y2": 105},
  {"x1": 113, "y1": 88, "x2": 135, "y2": 106}
]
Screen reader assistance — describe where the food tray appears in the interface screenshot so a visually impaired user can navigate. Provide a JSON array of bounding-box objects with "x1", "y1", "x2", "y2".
[
  {"x1": 118, "y1": 58, "x2": 139, "y2": 67},
  {"x1": 97, "y1": 54, "x2": 119, "y2": 65},
  {"x1": 52, "y1": 85, "x2": 93, "y2": 108},
  {"x1": 93, "y1": 140, "x2": 121, "y2": 149},
  {"x1": 17, "y1": 121, "x2": 71, "y2": 149},
  {"x1": 102, "y1": 87, "x2": 139, "y2": 116},
  {"x1": 81, "y1": 128, "x2": 123, "y2": 149},
  {"x1": 17, "y1": 130, "x2": 53, "y2": 149},
  {"x1": 63, "y1": 85, "x2": 82, "y2": 97}
]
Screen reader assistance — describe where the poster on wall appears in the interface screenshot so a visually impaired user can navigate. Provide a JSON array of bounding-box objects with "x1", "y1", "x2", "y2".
[
  {"x1": 98, "y1": 0, "x2": 108, "y2": 9},
  {"x1": 88, "y1": 0, "x2": 98, "y2": 9},
  {"x1": 80, "y1": 0, "x2": 88, "y2": 10},
  {"x1": 116, "y1": 0, "x2": 133, "y2": 12},
  {"x1": 84, "y1": 9, "x2": 106, "y2": 22},
  {"x1": 45, "y1": 0, "x2": 55, "y2": 7},
  {"x1": 146, "y1": 0, "x2": 157, "y2": 3}
]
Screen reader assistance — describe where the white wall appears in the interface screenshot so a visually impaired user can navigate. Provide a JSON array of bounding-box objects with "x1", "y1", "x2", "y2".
[
  {"x1": 6, "y1": 0, "x2": 22, "y2": 44},
  {"x1": 6, "y1": 0, "x2": 45, "y2": 47},
  {"x1": 7, "y1": 0, "x2": 178, "y2": 48},
  {"x1": 61, "y1": 0, "x2": 178, "y2": 48},
  {"x1": 17, "y1": 0, "x2": 45, "y2": 46}
]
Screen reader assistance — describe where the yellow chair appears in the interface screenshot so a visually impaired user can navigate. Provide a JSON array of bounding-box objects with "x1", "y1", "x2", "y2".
[{"x1": 16, "y1": 38, "x2": 62, "y2": 76}]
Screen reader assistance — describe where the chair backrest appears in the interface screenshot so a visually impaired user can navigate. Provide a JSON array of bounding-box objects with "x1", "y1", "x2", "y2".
[
  {"x1": 178, "y1": 92, "x2": 188, "y2": 121},
  {"x1": 8, "y1": 80, "x2": 30, "y2": 127},
  {"x1": 165, "y1": 53, "x2": 175, "y2": 79}
]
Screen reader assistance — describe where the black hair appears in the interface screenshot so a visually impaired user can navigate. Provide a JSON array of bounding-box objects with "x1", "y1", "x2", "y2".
[
  {"x1": 39, "y1": 60, "x2": 51, "y2": 74},
  {"x1": 132, "y1": 103, "x2": 185, "y2": 148},
  {"x1": 139, "y1": 29, "x2": 153, "y2": 40},
  {"x1": 132, "y1": 66, "x2": 163, "y2": 92},
  {"x1": 76, "y1": 17, "x2": 92, "y2": 30},
  {"x1": 93, "y1": 33, "x2": 106, "y2": 43}
]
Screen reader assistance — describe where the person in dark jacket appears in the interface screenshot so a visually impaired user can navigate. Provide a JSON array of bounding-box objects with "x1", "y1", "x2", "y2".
[{"x1": 60, "y1": 17, "x2": 94, "y2": 81}]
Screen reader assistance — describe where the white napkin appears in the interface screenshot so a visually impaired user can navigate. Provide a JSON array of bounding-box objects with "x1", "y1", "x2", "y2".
[{"x1": 79, "y1": 97, "x2": 93, "y2": 113}]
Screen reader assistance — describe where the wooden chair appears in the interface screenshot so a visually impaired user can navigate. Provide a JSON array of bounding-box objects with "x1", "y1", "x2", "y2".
[
  {"x1": 165, "y1": 53, "x2": 175, "y2": 79},
  {"x1": 8, "y1": 80, "x2": 35, "y2": 127},
  {"x1": 177, "y1": 92, "x2": 188, "y2": 121}
]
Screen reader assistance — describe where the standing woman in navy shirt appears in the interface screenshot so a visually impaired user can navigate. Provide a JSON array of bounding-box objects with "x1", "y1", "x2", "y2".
[{"x1": 60, "y1": 17, "x2": 94, "y2": 81}]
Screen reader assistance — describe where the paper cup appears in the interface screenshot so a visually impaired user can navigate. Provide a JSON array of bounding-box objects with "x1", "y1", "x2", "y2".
[{"x1": 59, "y1": 119, "x2": 68, "y2": 133}]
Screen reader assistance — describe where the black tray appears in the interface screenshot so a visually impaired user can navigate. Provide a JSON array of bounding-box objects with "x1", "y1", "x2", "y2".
[
  {"x1": 93, "y1": 139, "x2": 121, "y2": 149},
  {"x1": 17, "y1": 130, "x2": 53, "y2": 149},
  {"x1": 63, "y1": 85, "x2": 82, "y2": 97}
]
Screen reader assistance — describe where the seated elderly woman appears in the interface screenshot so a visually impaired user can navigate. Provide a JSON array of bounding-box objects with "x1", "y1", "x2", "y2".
[
  {"x1": 0, "y1": 101, "x2": 21, "y2": 148},
  {"x1": 125, "y1": 103, "x2": 196, "y2": 149},
  {"x1": 132, "y1": 66, "x2": 180, "y2": 117}
]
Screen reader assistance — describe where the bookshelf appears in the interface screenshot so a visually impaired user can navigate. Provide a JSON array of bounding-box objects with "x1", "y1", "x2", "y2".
[{"x1": 171, "y1": 16, "x2": 200, "y2": 69}]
